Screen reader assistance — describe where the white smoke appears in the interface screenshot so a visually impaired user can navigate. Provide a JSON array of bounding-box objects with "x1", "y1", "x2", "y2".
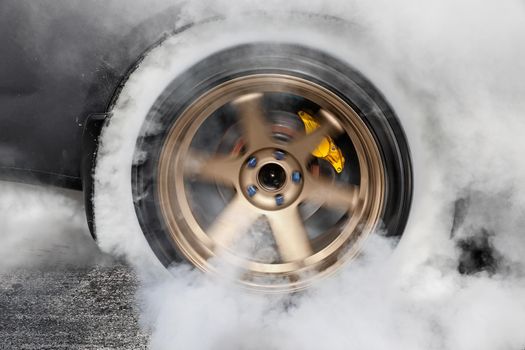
[
  {"x1": 94, "y1": 1, "x2": 525, "y2": 349},
  {"x1": 0, "y1": 182, "x2": 111, "y2": 272},
  {"x1": 2, "y1": 0, "x2": 525, "y2": 349}
]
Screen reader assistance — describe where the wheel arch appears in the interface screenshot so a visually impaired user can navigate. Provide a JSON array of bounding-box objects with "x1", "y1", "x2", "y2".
[{"x1": 81, "y1": 11, "x2": 209, "y2": 239}]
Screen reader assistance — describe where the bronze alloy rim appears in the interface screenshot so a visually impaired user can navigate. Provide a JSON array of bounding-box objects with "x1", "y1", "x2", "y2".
[{"x1": 158, "y1": 74, "x2": 385, "y2": 292}]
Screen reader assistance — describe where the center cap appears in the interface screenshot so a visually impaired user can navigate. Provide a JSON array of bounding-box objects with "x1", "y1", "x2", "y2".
[{"x1": 258, "y1": 163, "x2": 286, "y2": 191}]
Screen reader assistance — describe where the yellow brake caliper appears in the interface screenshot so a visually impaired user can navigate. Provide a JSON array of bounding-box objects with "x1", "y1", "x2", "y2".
[{"x1": 298, "y1": 110, "x2": 345, "y2": 173}]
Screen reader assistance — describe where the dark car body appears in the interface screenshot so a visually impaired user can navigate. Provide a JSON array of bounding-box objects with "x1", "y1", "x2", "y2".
[{"x1": 0, "y1": 1, "x2": 181, "y2": 189}]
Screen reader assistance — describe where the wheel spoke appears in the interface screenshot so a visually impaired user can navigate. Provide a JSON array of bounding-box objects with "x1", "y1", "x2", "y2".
[
  {"x1": 288, "y1": 109, "x2": 343, "y2": 161},
  {"x1": 267, "y1": 207, "x2": 313, "y2": 262},
  {"x1": 231, "y1": 93, "x2": 273, "y2": 151},
  {"x1": 304, "y1": 176, "x2": 359, "y2": 212},
  {"x1": 184, "y1": 149, "x2": 240, "y2": 186},
  {"x1": 207, "y1": 195, "x2": 260, "y2": 249}
]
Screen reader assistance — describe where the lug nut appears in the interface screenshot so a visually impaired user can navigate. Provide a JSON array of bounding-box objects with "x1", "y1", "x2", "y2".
[
  {"x1": 273, "y1": 150, "x2": 286, "y2": 161},
  {"x1": 275, "y1": 194, "x2": 284, "y2": 206},
  {"x1": 291, "y1": 170, "x2": 302, "y2": 183},
  {"x1": 247, "y1": 185, "x2": 258, "y2": 197},
  {"x1": 247, "y1": 156, "x2": 257, "y2": 168}
]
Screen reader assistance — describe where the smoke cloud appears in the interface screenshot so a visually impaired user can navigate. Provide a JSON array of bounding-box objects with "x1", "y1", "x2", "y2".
[
  {"x1": 112, "y1": 1, "x2": 525, "y2": 349},
  {"x1": 1, "y1": 0, "x2": 525, "y2": 349},
  {"x1": 0, "y1": 182, "x2": 111, "y2": 273}
]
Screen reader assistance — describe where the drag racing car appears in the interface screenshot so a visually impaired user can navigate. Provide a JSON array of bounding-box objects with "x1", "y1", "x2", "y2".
[{"x1": 0, "y1": 2, "x2": 412, "y2": 291}]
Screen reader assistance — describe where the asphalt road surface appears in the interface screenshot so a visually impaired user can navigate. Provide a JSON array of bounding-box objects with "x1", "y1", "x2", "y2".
[{"x1": 0, "y1": 265, "x2": 149, "y2": 349}]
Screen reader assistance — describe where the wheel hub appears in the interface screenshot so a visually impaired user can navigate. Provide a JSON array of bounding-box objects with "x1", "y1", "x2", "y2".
[{"x1": 239, "y1": 148, "x2": 303, "y2": 210}]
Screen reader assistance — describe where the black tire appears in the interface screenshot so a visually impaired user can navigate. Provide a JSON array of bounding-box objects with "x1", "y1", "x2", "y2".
[{"x1": 133, "y1": 43, "x2": 413, "y2": 268}]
